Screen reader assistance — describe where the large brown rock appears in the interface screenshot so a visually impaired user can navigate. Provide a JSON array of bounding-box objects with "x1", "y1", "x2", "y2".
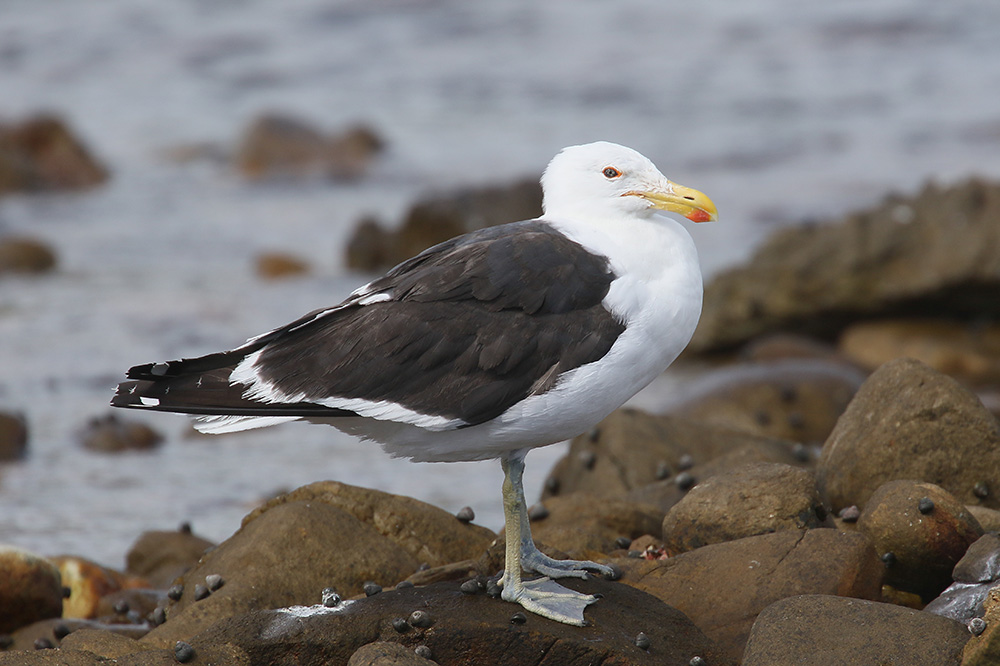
[
  {"x1": 662, "y1": 463, "x2": 831, "y2": 553},
  {"x1": 615, "y1": 528, "x2": 883, "y2": 662},
  {"x1": 143, "y1": 481, "x2": 495, "y2": 647},
  {"x1": 0, "y1": 114, "x2": 108, "y2": 195},
  {"x1": 692, "y1": 178, "x2": 1000, "y2": 352},
  {"x1": 817, "y1": 358, "x2": 1000, "y2": 511},
  {"x1": 741, "y1": 594, "x2": 969, "y2": 666},
  {"x1": 542, "y1": 408, "x2": 803, "y2": 502},
  {"x1": 0, "y1": 546, "x2": 63, "y2": 634},
  {"x1": 345, "y1": 178, "x2": 542, "y2": 272},
  {"x1": 191, "y1": 578, "x2": 732, "y2": 666},
  {"x1": 78, "y1": 414, "x2": 163, "y2": 453},
  {"x1": 663, "y1": 360, "x2": 864, "y2": 444},
  {"x1": 520, "y1": 493, "x2": 663, "y2": 558}
]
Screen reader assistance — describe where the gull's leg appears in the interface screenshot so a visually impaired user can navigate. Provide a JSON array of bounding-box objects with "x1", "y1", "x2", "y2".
[
  {"x1": 510, "y1": 460, "x2": 615, "y2": 581},
  {"x1": 499, "y1": 450, "x2": 601, "y2": 626}
]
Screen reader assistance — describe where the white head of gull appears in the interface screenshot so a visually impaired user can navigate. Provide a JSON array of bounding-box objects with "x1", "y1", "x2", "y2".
[{"x1": 111, "y1": 141, "x2": 717, "y2": 625}]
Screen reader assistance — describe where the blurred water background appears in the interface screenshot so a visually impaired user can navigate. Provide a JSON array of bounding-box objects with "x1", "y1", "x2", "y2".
[{"x1": 2, "y1": 0, "x2": 1000, "y2": 567}]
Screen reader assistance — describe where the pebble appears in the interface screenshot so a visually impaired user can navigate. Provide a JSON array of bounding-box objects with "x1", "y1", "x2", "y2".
[
  {"x1": 635, "y1": 632, "x2": 650, "y2": 650},
  {"x1": 53, "y1": 623, "x2": 71, "y2": 640},
  {"x1": 510, "y1": 611, "x2": 527, "y2": 625},
  {"x1": 487, "y1": 582, "x2": 502, "y2": 598},
  {"x1": 456, "y1": 506, "x2": 475, "y2": 523},
  {"x1": 460, "y1": 579, "x2": 480, "y2": 595},
  {"x1": 528, "y1": 503, "x2": 550, "y2": 521},
  {"x1": 34, "y1": 638, "x2": 54, "y2": 650},
  {"x1": 970, "y1": 617, "x2": 987, "y2": 635},
  {"x1": 604, "y1": 563, "x2": 623, "y2": 581},
  {"x1": 839, "y1": 505, "x2": 861, "y2": 523},
  {"x1": 678, "y1": 454, "x2": 695, "y2": 471},
  {"x1": 152, "y1": 607, "x2": 167, "y2": 626},
  {"x1": 112, "y1": 600, "x2": 130, "y2": 615},
  {"x1": 414, "y1": 645, "x2": 433, "y2": 659},
  {"x1": 544, "y1": 476, "x2": 560, "y2": 494},
  {"x1": 918, "y1": 497, "x2": 935, "y2": 514},
  {"x1": 193, "y1": 584, "x2": 210, "y2": 601},
  {"x1": 392, "y1": 617, "x2": 410, "y2": 633},
  {"x1": 689, "y1": 657, "x2": 706, "y2": 666},
  {"x1": 409, "y1": 610, "x2": 434, "y2": 628},
  {"x1": 363, "y1": 582, "x2": 382, "y2": 597},
  {"x1": 676, "y1": 471, "x2": 696, "y2": 491},
  {"x1": 396, "y1": 580, "x2": 414, "y2": 590},
  {"x1": 792, "y1": 443, "x2": 811, "y2": 463},
  {"x1": 881, "y1": 551, "x2": 897, "y2": 566},
  {"x1": 205, "y1": 574, "x2": 225, "y2": 591},
  {"x1": 174, "y1": 641, "x2": 195, "y2": 663},
  {"x1": 321, "y1": 588, "x2": 341, "y2": 607},
  {"x1": 974, "y1": 481, "x2": 990, "y2": 499},
  {"x1": 655, "y1": 461, "x2": 672, "y2": 480},
  {"x1": 615, "y1": 536, "x2": 632, "y2": 549},
  {"x1": 167, "y1": 584, "x2": 184, "y2": 601}
]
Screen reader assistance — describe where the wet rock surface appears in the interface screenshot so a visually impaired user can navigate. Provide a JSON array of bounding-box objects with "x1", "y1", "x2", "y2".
[
  {"x1": 817, "y1": 358, "x2": 1000, "y2": 511},
  {"x1": 926, "y1": 533, "x2": 1000, "y2": 622},
  {"x1": 616, "y1": 528, "x2": 883, "y2": 661},
  {"x1": 191, "y1": 578, "x2": 729, "y2": 666},
  {"x1": 856, "y1": 480, "x2": 984, "y2": 599},
  {"x1": 742, "y1": 594, "x2": 969, "y2": 665},
  {"x1": 662, "y1": 463, "x2": 831, "y2": 553},
  {"x1": 692, "y1": 178, "x2": 1000, "y2": 352}
]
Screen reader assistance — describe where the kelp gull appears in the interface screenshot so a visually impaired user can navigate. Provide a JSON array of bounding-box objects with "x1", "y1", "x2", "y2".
[{"x1": 111, "y1": 141, "x2": 717, "y2": 625}]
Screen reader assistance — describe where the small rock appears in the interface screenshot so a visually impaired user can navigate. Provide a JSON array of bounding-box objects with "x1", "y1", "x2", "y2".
[
  {"x1": 0, "y1": 412, "x2": 28, "y2": 461},
  {"x1": 408, "y1": 610, "x2": 433, "y2": 629},
  {"x1": 205, "y1": 574, "x2": 224, "y2": 592},
  {"x1": 970, "y1": 617, "x2": 987, "y2": 635},
  {"x1": 510, "y1": 612, "x2": 527, "y2": 625},
  {"x1": 255, "y1": 252, "x2": 310, "y2": 280},
  {"x1": 79, "y1": 414, "x2": 163, "y2": 453},
  {"x1": 0, "y1": 237, "x2": 57, "y2": 275},
  {"x1": 635, "y1": 631, "x2": 650, "y2": 649},
  {"x1": 174, "y1": 640, "x2": 195, "y2": 663},
  {"x1": 363, "y1": 582, "x2": 382, "y2": 597},
  {"x1": 455, "y1": 506, "x2": 475, "y2": 523},
  {"x1": 414, "y1": 645, "x2": 432, "y2": 660}
]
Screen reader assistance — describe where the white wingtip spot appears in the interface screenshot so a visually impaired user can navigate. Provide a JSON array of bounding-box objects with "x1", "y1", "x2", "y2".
[{"x1": 139, "y1": 396, "x2": 160, "y2": 407}]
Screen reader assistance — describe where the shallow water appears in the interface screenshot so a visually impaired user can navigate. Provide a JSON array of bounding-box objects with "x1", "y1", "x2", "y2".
[{"x1": 2, "y1": 0, "x2": 1000, "y2": 567}]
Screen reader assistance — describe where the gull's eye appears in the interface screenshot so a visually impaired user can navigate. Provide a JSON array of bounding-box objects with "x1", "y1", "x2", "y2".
[{"x1": 602, "y1": 166, "x2": 622, "y2": 179}]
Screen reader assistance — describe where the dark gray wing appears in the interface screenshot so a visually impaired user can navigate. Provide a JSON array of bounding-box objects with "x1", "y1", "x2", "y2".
[{"x1": 113, "y1": 221, "x2": 625, "y2": 427}]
